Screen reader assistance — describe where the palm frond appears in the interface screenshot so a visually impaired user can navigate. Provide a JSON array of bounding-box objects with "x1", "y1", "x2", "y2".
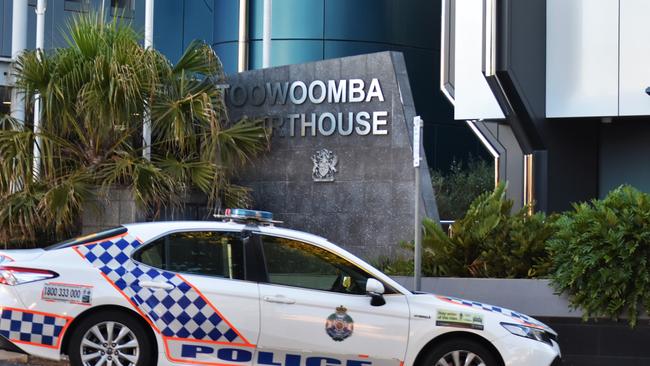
[{"x1": 2, "y1": 12, "x2": 269, "y2": 246}]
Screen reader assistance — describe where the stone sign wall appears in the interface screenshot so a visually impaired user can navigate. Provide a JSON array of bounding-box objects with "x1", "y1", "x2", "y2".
[{"x1": 227, "y1": 51, "x2": 438, "y2": 258}]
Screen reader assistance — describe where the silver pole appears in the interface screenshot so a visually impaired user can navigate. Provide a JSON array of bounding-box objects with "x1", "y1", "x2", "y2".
[
  {"x1": 144, "y1": 0, "x2": 154, "y2": 49},
  {"x1": 10, "y1": 0, "x2": 28, "y2": 126},
  {"x1": 143, "y1": 0, "x2": 154, "y2": 161},
  {"x1": 262, "y1": 0, "x2": 272, "y2": 68},
  {"x1": 33, "y1": 0, "x2": 46, "y2": 180},
  {"x1": 238, "y1": 0, "x2": 249, "y2": 72},
  {"x1": 413, "y1": 116, "x2": 423, "y2": 291}
]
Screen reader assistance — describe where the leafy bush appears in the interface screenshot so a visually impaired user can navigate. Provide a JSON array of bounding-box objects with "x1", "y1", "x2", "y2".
[
  {"x1": 432, "y1": 158, "x2": 494, "y2": 220},
  {"x1": 382, "y1": 183, "x2": 556, "y2": 277},
  {"x1": 549, "y1": 185, "x2": 650, "y2": 327},
  {"x1": 371, "y1": 256, "x2": 414, "y2": 276}
]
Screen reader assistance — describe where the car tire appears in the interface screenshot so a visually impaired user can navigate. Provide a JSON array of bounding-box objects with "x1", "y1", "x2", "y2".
[
  {"x1": 421, "y1": 338, "x2": 499, "y2": 366},
  {"x1": 68, "y1": 310, "x2": 154, "y2": 366}
]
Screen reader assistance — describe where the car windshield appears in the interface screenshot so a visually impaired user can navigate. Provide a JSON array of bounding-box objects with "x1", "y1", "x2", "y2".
[{"x1": 45, "y1": 226, "x2": 127, "y2": 250}]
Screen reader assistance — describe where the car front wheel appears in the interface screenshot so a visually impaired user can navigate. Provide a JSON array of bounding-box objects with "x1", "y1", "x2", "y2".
[
  {"x1": 421, "y1": 338, "x2": 499, "y2": 366},
  {"x1": 68, "y1": 310, "x2": 153, "y2": 366}
]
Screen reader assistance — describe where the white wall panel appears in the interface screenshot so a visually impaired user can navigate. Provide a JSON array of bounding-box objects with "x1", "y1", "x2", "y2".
[
  {"x1": 620, "y1": 0, "x2": 650, "y2": 116},
  {"x1": 546, "y1": 0, "x2": 619, "y2": 118},
  {"x1": 454, "y1": 0, "x2": 504, "y2": 120}
]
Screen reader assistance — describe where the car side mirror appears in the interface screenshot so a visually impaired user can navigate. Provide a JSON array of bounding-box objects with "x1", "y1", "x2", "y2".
[{"x1": 366, "y1": 278, "x2": 386, "y2": 307}]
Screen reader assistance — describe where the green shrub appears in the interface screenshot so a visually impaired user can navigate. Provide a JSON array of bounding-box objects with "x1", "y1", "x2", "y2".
[
  {"x1": 431, "y1": 158, "x2": 494, "y2": 220},
  {"x1": 382, "y1": 183, "x2": 556, "y2": 278},
  {"x1": 549, "y1": 185, "x2": 650, "y2": 327},
  {"x1": 372, "y1": 255, "x2": 414, "y2": 276}
]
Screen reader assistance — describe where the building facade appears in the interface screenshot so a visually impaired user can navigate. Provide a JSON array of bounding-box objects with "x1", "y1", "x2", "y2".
[
  {"x1": 445, "y1": 0, "x2": 650, "y2": 213},
  {"x1": 1, "y1": 0, "x2": 488, "y2": 193}
]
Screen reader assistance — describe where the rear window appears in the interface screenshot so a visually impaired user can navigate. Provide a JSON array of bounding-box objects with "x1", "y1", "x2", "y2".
[
  {"x1": 46, "y1": 227, "x2": 127, "y2": 250},
  {"x1": 133, "y1": 231, "x2": 245, "y2": 280}
]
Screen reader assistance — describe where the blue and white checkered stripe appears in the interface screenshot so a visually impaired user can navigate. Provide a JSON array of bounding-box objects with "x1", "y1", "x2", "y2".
[
  {"x1": 76, "y1": 235, "x2": 244, "y2": 344},
  {"x1": 0, "y1": 308, "x2": 68, "y2": 347},
  {"x1": 438, "y1": 295, "x2": 544, "y2": 325}
]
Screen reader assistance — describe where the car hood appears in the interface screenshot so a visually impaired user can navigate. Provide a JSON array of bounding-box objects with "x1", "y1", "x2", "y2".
[{"x1": 414, "y1": 293, "x2": 557, "y2": 335}]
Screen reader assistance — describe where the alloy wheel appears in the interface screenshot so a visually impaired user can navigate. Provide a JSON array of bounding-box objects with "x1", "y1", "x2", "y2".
[
  {"x1": 79, "y1": 321, "x2": 140, "y2": 366},
  {"x1": 435, "y1": 350, "x2": 487, "y2": 366}
]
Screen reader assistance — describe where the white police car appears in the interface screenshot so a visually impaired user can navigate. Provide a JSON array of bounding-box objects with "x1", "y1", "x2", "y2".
[{"x1": 0, "y1": 209, "x2": 561, "y2": 366}]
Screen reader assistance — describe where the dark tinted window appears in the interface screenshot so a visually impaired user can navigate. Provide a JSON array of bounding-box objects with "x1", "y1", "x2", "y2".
[
  {"x1": 135, "y1": 231, "x2": 244, "y2": 280},
  {"x1": 111, "y1": 0, "x2": 135, "y2": 18},
  {"x1": 261, "y1": 235, "x2": 383, "y2": 295},
  {"x1": 65, "y1": 0, "x2": 90, "y2": 12}
]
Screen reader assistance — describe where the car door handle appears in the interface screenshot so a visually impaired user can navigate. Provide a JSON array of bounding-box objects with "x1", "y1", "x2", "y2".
[
  {"x1": 140, "y1": 281, "x2": 175, "y2": 291},
  {"x1": 263, "y1": 295, "x2": 296, "y2": 304}
]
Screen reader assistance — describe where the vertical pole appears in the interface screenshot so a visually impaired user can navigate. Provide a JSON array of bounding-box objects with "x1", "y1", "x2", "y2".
[
  {"x1": 143, "y1": 0, "x2": 154, "y2": 161},
  {"x1": 413, "y1": 116, "x2": 423, "y2": 291},
  {"x1": 262, "y1": 0, "x2": 272, "y2": 68},
  {"x1": 33, "y1": 0, "x2": 46, "y2": 179},
  {"x1": 238, "y1": 0, "x2": 249, "y2": 72},
  {"x1": 145, "y1": 0, "x2": 154, "y2": 49},
  {"x1": 10, "y1": 0, "x2": 28, "y2": 126}
]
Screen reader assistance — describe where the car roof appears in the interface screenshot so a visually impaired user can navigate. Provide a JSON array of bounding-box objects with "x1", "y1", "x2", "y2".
[{"x1": 123, "y1": 220, "x2": 329, "y2": 245}]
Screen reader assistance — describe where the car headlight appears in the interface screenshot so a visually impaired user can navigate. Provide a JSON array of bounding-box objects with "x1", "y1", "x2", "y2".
[{"x1": 501, "y1": 322, "x2": 553, "y2": 345}]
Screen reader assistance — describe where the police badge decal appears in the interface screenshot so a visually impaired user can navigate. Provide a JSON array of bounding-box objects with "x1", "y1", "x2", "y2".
[{"x1": 325, "y1": 305, "x2": 354, "y2": 341}]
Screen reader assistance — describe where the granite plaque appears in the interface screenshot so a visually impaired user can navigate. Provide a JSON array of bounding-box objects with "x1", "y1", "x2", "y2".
[{"x1": 226, "y1": 51, "x2": 438, "y2": 258}]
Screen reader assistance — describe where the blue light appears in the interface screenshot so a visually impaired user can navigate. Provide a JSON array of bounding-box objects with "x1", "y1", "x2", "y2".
[{"x1": 226, "y1": 208, "x2": 274, "y2": 222}]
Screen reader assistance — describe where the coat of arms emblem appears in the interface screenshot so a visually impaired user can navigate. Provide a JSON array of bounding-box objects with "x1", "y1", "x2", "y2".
[
  {"x1": 325, "y1": 305, "x2": 354, "y2": 341},
  {"x1": 311, "y1": 149, "x2": 338, "y2": 182}
]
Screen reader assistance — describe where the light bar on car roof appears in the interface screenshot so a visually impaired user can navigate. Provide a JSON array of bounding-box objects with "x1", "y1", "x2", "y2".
[
  {"x1": 217, "y1": 208, "x2": 281, "y2": 224},
  {"x1": 226, "y1": 208, "x2": 273, "y2": 220}
]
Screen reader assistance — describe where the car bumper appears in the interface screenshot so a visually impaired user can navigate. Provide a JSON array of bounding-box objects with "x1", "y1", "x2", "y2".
[{"x1": 492, "y1": 334, "x2": 561, "y2": 366}]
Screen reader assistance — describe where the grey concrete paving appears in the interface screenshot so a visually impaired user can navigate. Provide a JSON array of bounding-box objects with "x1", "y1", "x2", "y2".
[{"x1": 0, "y1": 356, "x2": 66, "y2": 366}]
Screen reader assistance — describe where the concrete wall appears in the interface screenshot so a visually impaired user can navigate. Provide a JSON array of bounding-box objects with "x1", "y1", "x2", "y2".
[
  {"x1": 80, "y1": 189, "x2": 212, "y2": 235},
  {"x1": 81, "y1": 188, "x2": 145, "y2": 235}
]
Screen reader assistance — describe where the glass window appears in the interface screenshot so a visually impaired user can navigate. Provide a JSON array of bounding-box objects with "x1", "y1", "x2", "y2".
[
  {"x1": 135, "y1": 231, "x2": 245, "y2": 280},
  {"x1": 65, "y1": 0, "x2": 91, "y2": 13},
  {"x1": 261, "y1": 235, "x2": 385, "y2": 295},
  {"x1": 111, "y1": 0, "x2": 135, "y2": 18}
]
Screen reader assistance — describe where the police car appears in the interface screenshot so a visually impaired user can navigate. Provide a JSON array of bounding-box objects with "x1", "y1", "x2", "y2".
[{"x1": 0, "y1": 209, "x2": 561, "y2": 366}]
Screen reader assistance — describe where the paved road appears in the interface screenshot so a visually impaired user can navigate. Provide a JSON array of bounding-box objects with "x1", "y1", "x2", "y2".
[{"x1": 0, "y1": 357, "x2": 67, "y2": 366}]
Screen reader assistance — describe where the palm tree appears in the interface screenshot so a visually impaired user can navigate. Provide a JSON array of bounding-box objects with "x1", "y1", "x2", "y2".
[{"x1": 0, "y1": 13, "x2": 268, "y2": 245}]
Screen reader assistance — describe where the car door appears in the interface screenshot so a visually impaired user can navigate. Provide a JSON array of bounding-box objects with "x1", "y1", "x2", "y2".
[
  {"x1": 255, "y1": 233, "x2": 410, "y2": 366},
  {"x1": 133, "y1": 230, "x2": 260, "y2": 365}
]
